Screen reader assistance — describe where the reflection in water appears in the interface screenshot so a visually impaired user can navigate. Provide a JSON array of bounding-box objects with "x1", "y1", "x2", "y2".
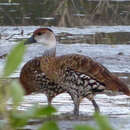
[{"x1": 0, "y1": 0, "x2": 130, "y2": 26}]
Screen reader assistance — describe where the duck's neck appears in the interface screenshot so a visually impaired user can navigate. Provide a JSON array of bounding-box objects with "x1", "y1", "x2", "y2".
[
  {"x1": 43, "y1": 47, "x2": 56, "y2": 57},
  {"x1": 42, "y1": 32, "x2": 56, "y2": 57}
]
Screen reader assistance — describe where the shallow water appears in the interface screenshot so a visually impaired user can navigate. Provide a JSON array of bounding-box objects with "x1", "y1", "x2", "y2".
[
  {"x1": 0, "y1": 0, "x2": 130, "y2": 129},
  {"x1": 10, "y1": 93, "x2": 130, "y2": 130},
  {"x1": 0, "y1": 26, "x2": 130, "y2": 129},
  {"x1": 1, "y1": 26, "x2": 130, "y2": 77}
]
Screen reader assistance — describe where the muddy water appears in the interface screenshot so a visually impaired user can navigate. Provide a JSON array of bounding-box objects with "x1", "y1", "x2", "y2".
[{"x1": 0, "y1": 26, "x2": 130, "y2": 129}]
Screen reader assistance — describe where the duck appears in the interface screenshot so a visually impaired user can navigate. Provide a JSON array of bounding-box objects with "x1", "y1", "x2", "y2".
[
  {"x1": 20, "y1": 28, "x2": 130, "y2": 116},
  {"x1": 20, "y1": 28, "x2": 65, "y2": 105}
]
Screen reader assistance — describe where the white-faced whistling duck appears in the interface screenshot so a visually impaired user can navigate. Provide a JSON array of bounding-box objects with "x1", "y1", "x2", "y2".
[{"x1": 20, "y1": 28, "x2": 130, "y2": 116}]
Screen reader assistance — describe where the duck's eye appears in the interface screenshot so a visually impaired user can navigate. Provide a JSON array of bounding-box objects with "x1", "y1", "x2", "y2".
[{"x1": 37, "y1": 32, "x2": 42, "y2": 36}]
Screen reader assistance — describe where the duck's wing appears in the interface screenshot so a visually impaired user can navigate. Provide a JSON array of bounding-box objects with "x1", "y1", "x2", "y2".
[{"x1": 40, "y1": 54, "x2": 130, "y2": 96}]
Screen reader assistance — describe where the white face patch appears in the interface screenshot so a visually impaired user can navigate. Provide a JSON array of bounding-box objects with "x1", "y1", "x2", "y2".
[
  {"x1": 34, "y1": 32, "x2": 56, "y2": 49},
  {"x1": 35, "y1": 34, "x2": 48, "y2": 45}
]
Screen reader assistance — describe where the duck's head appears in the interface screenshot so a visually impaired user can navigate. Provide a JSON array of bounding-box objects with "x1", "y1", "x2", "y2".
[
  {"x1": 25, "y1": 28, "x2": 56, "y2": 56},
  {"x1": 25, "y1": 28, "x2": 56, "y2": 49}
]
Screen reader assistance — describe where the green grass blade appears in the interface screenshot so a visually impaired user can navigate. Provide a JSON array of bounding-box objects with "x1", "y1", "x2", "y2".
[
  {"x1": 26, "y1": 105, "x2": 57, "y2": 118},
  {"x1": 94, "y1": 112, "x2": 113, "y2": 130},
  {"x1": 38, "y1": 121, "x2": 59, "y2": 130},
  {"x1": 34, "y1": 105, "x2": 57, "y2": 117},
  {"x1": 9, "y1": 111, "x2": 28, "y2": 128},
  {"x1": 74, "y1": 125, "x2": 95, "y2": 130},
  {"x1": 3, "y1": 41, "x2": 26, "y2": 77},
  {"x1": 10, "y1": 80, "x2": 24, "y2": 106}
]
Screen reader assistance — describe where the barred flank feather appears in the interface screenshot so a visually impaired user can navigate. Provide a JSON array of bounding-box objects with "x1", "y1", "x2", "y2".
[{"x1": 41, "y1": 54, "x2": 130, "y2": 96}]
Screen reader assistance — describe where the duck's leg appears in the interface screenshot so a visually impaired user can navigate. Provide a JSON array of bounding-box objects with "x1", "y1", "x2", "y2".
[
  {"x1": 70, "y1": 93, "x2": 80, "y2": 116},
  {"x1": 87, "y1": 94, "x2": 100, "y2": 112},
  {"x1": 91, "y1": 99, "x2": 100, "y2": 112},
  {"x1": 46, "y1": 95, "x2": 53, "y2": 106},
  {"x1": 73, "y1": 99, "x2": 80, "y2": 116}
]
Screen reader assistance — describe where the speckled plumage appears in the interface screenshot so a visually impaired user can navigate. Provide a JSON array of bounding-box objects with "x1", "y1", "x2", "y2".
[
  {"x1": 20, "y1": 57, "x2": 65, "y2": 104},
  {"x1": 41, "y1": 54, "x2": 130, "y2": 115},
  {"x1": 20, "y1": 28, "x2": 66, "y2": 105}
]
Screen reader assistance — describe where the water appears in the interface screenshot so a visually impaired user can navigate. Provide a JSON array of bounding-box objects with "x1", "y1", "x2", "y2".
[
  {"x1": 0, "y1": 0, "x2": 130, "y2": 129},
  {"x1": 1, "y1": 26, "x2": 130, "y2": 77},
  {"x1": 15, "y1": 93, "x2": 130, "y2": 130},
  {"x1": 0, "y1": 25, "x2": 130, "y2": 130}
]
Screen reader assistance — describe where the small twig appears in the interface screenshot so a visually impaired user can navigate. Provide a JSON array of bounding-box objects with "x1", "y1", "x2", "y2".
[
  {"x1": 6, "y1": 33, "x2": 21, "y2": 40},
  {"x1": 4, "y1": 29, "x2": 33, "y2": 40}
]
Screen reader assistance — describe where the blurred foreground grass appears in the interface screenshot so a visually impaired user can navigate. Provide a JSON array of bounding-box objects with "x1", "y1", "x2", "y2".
[{"x1": 0, "y1": 40, "x2": 114, "y2": 130}]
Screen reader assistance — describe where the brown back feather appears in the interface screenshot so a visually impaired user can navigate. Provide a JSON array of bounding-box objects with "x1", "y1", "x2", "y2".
[
  {"x1": 20, "y1": 57, "x2": 42, "y2": 94},
  {"x1": 40, "y1": 54, "x2": 130, "y2": 96}
]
